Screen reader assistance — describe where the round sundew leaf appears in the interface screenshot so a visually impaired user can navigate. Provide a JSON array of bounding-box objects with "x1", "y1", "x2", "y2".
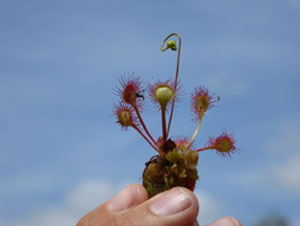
[
  {"x1": 118, "y1": 109, "x2": 132, "y2": 126},
  {"x1": 195, "y1": 96, "x2": 210, "y2": 112},
  {"x1": 215, "y1": 137, "x2": 233, "y2": 152}
]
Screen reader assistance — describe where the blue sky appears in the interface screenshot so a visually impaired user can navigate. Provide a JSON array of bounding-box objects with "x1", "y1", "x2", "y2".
[{"x1": 1, "y1": 0, "x2": 300, "y2": 225}]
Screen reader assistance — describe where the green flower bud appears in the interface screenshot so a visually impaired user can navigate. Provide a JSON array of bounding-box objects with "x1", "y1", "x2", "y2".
[
  {"x1": 166, "y1": 40, "x2": 177, "y2": 51},
  {"x1": 154, "y1": 85, "x2": 175, "y2": 107}
]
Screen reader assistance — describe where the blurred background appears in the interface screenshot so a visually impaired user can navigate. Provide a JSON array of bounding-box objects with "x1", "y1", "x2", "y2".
[{"x1": 0, "y1": 0, "x2": 299, "y2": 225}]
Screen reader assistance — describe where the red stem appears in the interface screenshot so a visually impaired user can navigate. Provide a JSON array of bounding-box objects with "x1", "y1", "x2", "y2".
[
  {"x1": 195, "y1": 146, "x2": 213, "y2": 152},
  {"x1": 167, "y1": 34, "x2": 181, "y2": 137},
  {"x1": 133, "y1": 125, "x2": 159, "y2": 152},
  {"x1": 133, "y1": 106, "x2": 157, "y2": 145},
  {"x1": 161, "y1": 105, "x2": 167, "y2": 142}
]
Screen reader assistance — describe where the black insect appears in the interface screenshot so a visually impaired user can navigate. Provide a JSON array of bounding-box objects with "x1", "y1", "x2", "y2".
[{"x1": 136, "y1": 90, "x2": 145, "y2": 100}]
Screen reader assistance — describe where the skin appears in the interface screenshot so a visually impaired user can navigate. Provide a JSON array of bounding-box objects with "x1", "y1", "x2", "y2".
[{"x1": 77, "y1": 184, "x2": 242, "y2": 226}]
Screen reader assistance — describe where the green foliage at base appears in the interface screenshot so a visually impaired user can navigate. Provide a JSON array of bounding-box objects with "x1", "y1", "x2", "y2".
[{"x1": 142, "y1": 147, "x2": 199, "y2": 198}]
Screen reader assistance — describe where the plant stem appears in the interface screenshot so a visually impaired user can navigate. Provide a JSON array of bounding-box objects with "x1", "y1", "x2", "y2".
[
  {"x1": 186, "y1": 112, "x2": 204, "y2": 147},
  {"x1": 195, "y1": 146, "x2": 213, "y2": 152},
  {"x1": 133, "y1": 106, "x2": 157, "y2": 145},
  {"x1": 161, "y1": 105, "x2": 167, "y2": 142},
  {"x1": 133, "y1": 125, "x2": 159, "y2": 152},
  {"x1": 167, "y1": 34, "x2": 181, "y2": 137},
  {"x1": 160, "y1": 33, "x2": 182, "y2": 138}
]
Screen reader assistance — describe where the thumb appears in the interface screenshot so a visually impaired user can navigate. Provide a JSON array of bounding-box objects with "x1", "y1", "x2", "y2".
[
  {"x1": 112, "y1": 186, "x2": 199, "y2": 226},
  {"x1": 77, "y1": 184, "x2": 199, "y2": 226}
]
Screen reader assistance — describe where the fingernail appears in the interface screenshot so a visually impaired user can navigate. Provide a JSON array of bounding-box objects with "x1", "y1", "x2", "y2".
[
  {"x1": 231, "y1": 217, "x2": 241, "y2": 226},
  {"x1": 150, "y1": 188, "x2": 192, "y2": 216},
  {"x1": 108, "y1": 184, "x2": 138, "y2": 211},
  {"x1": 207, "y1": 217, "x2": 241, "y2": 226}
]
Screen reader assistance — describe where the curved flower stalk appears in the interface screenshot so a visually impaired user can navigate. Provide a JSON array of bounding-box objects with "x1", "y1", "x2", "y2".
[{"x1": 113, "y1": 33, "x2": 237, "y2": 197}]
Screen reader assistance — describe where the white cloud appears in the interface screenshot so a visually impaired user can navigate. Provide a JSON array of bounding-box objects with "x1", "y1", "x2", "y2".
[
  {"x1": 264, "y1": 121, "x2": 300, "y2": 192},
  {"x1": 0, "y1": 180, "x2": 123, "y2": 226},
  {"x1": 264, "y1": 121, "x2": 300, "y2": 155},
  {"x1": 65, "y1": 180, "x2": 122, "y2": 214},
  {"x1": 227, "y1": 120, "x2": 300, "y2": 194},
  {"x1": 22, "y1": 209, "x2": 76, "y2": 226},
  {"x1": 271, "y1": 155, "x2": 300, "y2": 193},
  {"x1": 195, "y1": 190, "x2": 223, "y2": 225},
  {"x1": 0, "y1": 209, "x2": 77, "y2": 226},
  {"x1": 224, "y1": 156, "x2": 300, "y2": 196}
]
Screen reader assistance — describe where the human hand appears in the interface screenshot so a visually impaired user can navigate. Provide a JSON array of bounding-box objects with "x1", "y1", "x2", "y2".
[{"x1": 76, "y1": 183, "x2": 241, "y2": 226}]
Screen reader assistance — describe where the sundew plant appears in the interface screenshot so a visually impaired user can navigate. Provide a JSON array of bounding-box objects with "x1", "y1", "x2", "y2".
[{"x1": 113, "y1": 33, "x2": 237, "y2": 198}]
